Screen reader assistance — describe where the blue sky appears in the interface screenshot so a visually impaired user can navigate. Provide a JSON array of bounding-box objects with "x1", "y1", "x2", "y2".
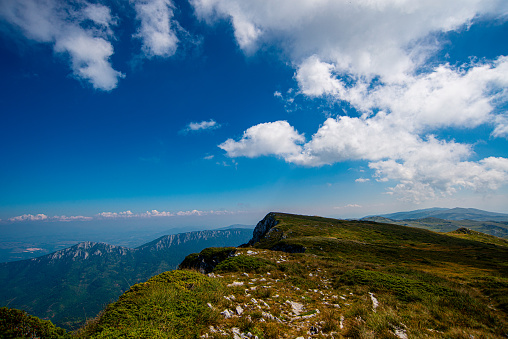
[{"x1": 1, "y1": 0, "x2": 508, "y2": 228}]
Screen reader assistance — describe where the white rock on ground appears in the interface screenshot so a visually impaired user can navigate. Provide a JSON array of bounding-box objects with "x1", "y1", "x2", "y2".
[
  {"x1": 369, "y1": 292, "x2": 379, "y2": 312},
  {"x1": 221, "y1": 309, "x2": 233, "y2": 318},
  {"x1": 287, "y1": 301, "x2": 304, "y2": 315}
]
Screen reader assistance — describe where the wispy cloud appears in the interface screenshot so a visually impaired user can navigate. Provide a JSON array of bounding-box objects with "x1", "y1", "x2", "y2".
[
  {"x1": 0, "y1": 0, "x2": 124, "y2": 90},
  {"x1": 132, "y1": 0, "x2": 179, "y2": 59},
  {"x1": 7, "y1": 214, "x2": 92, "y2": 222},
  {"x1": 0, "y1": 0, "x2": 185, "y2": 90},
  {"x1": 4, "y1": 209, "x2": 237, "y2": 223},
  {"x1": 8, "y1": 214, "x2": 49, "y2": 222},
  {"x1": 334, "y1": 204, "x2": 362, "y2": 210},
  {"x1": 183, "y1": 119, "x2": 221, "y2": 133}
]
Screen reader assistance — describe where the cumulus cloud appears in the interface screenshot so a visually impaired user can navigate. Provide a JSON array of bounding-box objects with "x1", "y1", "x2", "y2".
[
  {"x1": 355, "y1": 178, "x2": 370, "y2": 183},
  {"x1": 220, "y1": 117, "x2": 508, "y2": 201},
  {"x1": 296, "y1": 56, "x2": 508, "y2": 134},
  {"x1": 184, "y1": 119, "x2": 221, "y2": 133},
  {"x1": 203, "y1": 1, "x2": 508, "y2": 201},
  {"x1": 219, "y1": 121, "x2": 304, "y2": 158},
  {"x1": 191, "y1": 0, "x2": 507, "y2": 79},
  {"x1": 0, "y1": 0, "x2": 124, "y2": 90},
  {"x1": 132, "y1": 0, "x2": 179, "y2": 58}
]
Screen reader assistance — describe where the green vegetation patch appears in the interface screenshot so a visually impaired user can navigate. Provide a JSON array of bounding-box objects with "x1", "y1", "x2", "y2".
[
  {"x1": 76, "y1": 270, "x2": 225, "y2": 339},
  {"x1": 285, "y1": 276, "x2": 319, "y2": 290},
  {"x1": 0, "y1": 307, "x2": 71, "y2": 339},
  {"x1": 214, "y1": 255, "x2": 276, "y2": 273},
  {"x1": 337, "y1": 269, "x2": 506, "y2": 333},
  {"x1": 470, "y1": 276, "x2": 508, "y2": 314},
  {"x1": 339, "y1": 269, "x2": 455, "y2": 302}
]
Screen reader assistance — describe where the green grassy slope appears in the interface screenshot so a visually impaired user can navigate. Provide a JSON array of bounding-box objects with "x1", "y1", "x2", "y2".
[{"x1": 77, "y1": 212, "x2": 508, "y2": 338}]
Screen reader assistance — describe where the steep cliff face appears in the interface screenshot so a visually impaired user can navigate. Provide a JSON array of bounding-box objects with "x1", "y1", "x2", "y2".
[
  {"x1": 137, "y1": 229, "x2": 251, "y2": 252},
  {"x1": 248, "y1": 212, "x2": 279, "y2": 245}
]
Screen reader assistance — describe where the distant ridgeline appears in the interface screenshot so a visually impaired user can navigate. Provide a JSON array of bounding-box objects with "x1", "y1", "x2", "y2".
[
  {"x1": 362, "y1": 207, "x2": 508, "y2": 239},
  {"x1": 0, "y1": 228, "x2": 252, "y2": 330},
  {"x1": 2, "y1": 212, "x2": 508, "y2": 338}
]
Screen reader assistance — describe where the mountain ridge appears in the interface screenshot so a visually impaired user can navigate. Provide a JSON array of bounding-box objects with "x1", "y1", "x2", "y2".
[
  {"x1": 0, "y1": 228, "x2": 252, "y2": 329},
  {"x1": 366, "y1": 207, "x2": 508, "y2": 221},
  {"x1": 75, "y1": 212, "x2": 508, "y2": 339}
]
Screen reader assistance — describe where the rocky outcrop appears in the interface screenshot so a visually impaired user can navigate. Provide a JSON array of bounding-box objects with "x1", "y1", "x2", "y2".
[
  {"x1": 179, "y1": 247, "x2": 237, "y2": 274},
  {"x1": 248, "y1": 213, "x2": 280, "y2": 245},
  {"x1": 454, "y1": 227, "x2": 473, "y2": 234}
]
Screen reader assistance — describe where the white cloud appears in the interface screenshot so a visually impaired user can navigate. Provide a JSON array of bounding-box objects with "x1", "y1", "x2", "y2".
[
  {"x1": 219, "y1": 121, "x2": 304, "y2": 158},
  {"x1": 142, "y1": 209, "x2": 175, "y2": 217},
  {"x1": 296, "y1": 55, "x2": 342, "y2": 97},
  {"x1": 492, "y1": 115, "x2": 508, "y2": 138},
  {"x1": 8, "y1": 213, "x2": 48, "y2": 222},
  {"x1": 334, "y1": 204, "x2": 362, "y2": 209},
  {"x1": 203, "y1": 1, "x2": 508, "y2": 201},
  {"x1": 0, "y1": 0, "x2": 124, "y2": 90},
  {"x1": 55, "y1": 215, "x2": 93, "y2": 222},
  {"x1": 4, "y1": 209, "x2": 238, "y2": 223},
  {"x1": 220, "y1": 117, "x2": 508, "y2": 201},
  {"x1": 132, "y1": 0, "x2": 179, "y2": 58},
  {"x1": 82, "y1": 3, "x2": 116, "y2": 30},
  {"x1": 176, "y1": 209, "x2": 204, "y2": 216},
  {"x1": 6, "y1": 214, "x2": 92, "y2": 222},
  {"x1": 184, "y1": 119, "x2": 221, "y2": 132},
  {"x1": 190, "y1": 0, "x2": 507, "y2": 80},
  {"x1": 355, "y1": 178, "x2": 370, "y2": 183},
  {"x1": 91, "y1": 209, "x2": 199, "y2": 219},
  {"x1": 296, "y1": 56, "x2": 508, "y2": 134}
]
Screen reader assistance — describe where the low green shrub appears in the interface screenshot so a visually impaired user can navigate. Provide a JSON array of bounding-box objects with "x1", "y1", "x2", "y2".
[
  {"x1": 0, "y1": 307, "x2": 71, "y2": 339},
  {"x1": 214, "y1": 255, "x2": 276, "y2": 273},
  {"x1": 338, "y1": 269, "x2": 454, "y2": 302},
  {"x1": 76, "y1": 270, "x2": 225, "y2": 339}
]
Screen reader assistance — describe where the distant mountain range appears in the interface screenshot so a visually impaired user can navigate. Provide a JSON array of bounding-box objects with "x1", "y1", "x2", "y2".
[
  {"x1": 362, "y1": 207, "x2": 508, "y2": 239},
  {"x1": 366, "y1": 207, "x2": 508, "y2": 222},
  {"x1": 0, "y1": 223, "x2": 255, "y2": 263},
  {"x1": 0, "y1": 228, "x2": 252, "y2": 330}
]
